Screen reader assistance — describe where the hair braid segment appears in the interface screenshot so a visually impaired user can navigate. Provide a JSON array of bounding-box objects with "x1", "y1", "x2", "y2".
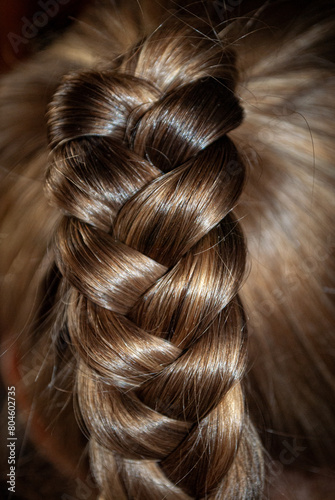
[{"x1": 46, "y1": 21, "x2": 263, "y2": 500}]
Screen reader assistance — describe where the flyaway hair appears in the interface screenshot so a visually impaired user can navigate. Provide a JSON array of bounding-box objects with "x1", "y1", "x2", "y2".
[{"x1": 0, "y1": 1, "x2": 334, "y2": 499}]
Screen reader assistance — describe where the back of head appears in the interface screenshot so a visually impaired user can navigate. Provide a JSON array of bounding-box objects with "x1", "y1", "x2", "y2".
[{"x1": 0, "y1": 1, "x2": 334, "y2": 498}]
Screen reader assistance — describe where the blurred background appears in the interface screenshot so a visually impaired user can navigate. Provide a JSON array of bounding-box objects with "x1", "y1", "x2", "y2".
[
  {"x1": 0, "y1": 0, "x2": 90, "y2": 74},
  {"x1": 0, "y1": 0, "x2": 310, "y2": 75}
]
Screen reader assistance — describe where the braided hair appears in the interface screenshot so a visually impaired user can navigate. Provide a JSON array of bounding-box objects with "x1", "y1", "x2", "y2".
[
  {"x1": 45, "y1": 21, "x2": 263, "y2": 499},
  {"x1": 1, "y1": 1, "x2": 335, "y2": 498}
]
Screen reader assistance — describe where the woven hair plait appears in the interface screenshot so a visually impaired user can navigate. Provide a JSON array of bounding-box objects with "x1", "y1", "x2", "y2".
[{"x1": 45, "y1": 20, "x2": 263, "y2": 500}]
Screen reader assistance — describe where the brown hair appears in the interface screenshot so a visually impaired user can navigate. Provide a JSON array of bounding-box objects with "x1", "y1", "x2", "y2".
[{"x1": 0, "y1": 1, "x2": 334, "y2": 498}]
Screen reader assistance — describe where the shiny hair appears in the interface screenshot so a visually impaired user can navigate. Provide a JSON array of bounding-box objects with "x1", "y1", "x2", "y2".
[{"x1": 0, "y1": 1, "x2": 334, "y2": 498}]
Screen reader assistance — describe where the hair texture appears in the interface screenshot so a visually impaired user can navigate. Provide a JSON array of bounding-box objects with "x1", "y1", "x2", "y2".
[
  {"x1": 44, "y1": 18, "x2": 265, "y2": 499},
  {"x1": 0, "y1": 1, "x2": 335, "y2": 499}
]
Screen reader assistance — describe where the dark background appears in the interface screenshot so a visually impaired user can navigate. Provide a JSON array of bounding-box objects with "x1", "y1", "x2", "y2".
[{"x1": 0, "y1": 0, "x2": 90, "y2": 73}]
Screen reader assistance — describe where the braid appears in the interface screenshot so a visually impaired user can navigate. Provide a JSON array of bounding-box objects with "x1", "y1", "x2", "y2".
[{"x1": 45, "y1": 21, "x2": 263, "y2": 499}]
